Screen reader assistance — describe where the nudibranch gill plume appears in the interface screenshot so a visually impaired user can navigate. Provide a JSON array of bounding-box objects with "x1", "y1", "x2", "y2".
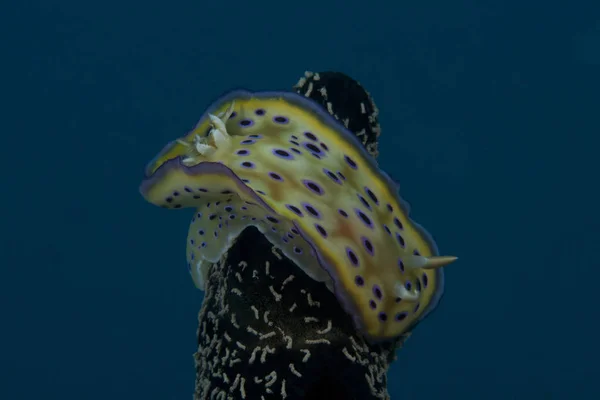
[{"x1": 140, "y1": 90, "x2": 457, "y2": 341}]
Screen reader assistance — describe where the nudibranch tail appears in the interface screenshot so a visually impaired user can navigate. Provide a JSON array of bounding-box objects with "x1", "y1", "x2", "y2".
[
  {"x1": 140, "y1": 90, "x2": 456, "y2": 341},
  {"x1": 405, "y1": 255, "x2": 458, "y2": 271}
]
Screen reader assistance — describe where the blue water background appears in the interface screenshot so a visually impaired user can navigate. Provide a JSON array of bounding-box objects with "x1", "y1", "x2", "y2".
[{"x1": 2, "y1": 1, "x2": 598, "y2": 398}]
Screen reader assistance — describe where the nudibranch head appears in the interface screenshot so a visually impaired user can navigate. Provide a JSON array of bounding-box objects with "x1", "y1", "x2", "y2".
[{"x1": 140, "y1": 90, "x2": 456, "y2": 341}]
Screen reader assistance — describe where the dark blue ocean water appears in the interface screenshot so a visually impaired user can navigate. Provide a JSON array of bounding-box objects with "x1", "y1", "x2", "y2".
[{"x1": 2, "y1": 1, "x2": 598, "y2": 399}]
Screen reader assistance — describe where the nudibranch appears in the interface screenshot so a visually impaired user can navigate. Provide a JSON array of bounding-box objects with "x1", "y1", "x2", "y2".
[{"x1": 140, "y1": 89, "x2": 456, "y2": 341}]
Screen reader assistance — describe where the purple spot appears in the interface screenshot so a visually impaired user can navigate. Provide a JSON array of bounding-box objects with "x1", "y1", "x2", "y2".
[
  {"x1": 303, "y1": 142, "x2": 322, "y2": 154},
  {"x1": 190, "y1": 239, "x2": 195, "y2": 245},
  {"x1": 200, "y1": 242, "x2": 207, "y2": 248},
  {"x1": 290, "y1": 140, "x2": 300, "y2": 146},
  {"x1": 198, "y1": 229, "x2": 204, "y2": 235},
  {"x1": 355, "y1": 275, "x2": 365, "y2": 286},
  {"x1": 372, "y1": 285, "x2": 383, "y2": 300},
  {"x1": 241, "y1": 139, "x2": 256, "y2": 145},
  {"x1": 413, "y1": 303, "x2": 420, "y2": 313},
  {"x1": 229, "y1": 111, "x2": 237, "y2": 119},
  {"x1": 291, "y1": 228, "x2": 299, "y2": 235},
  {"x1": 338, "y1": 209, "x2": 348, "y2": 218},
  {"x1": 272, "y1": 148, "x2": 294, "y2": 159},
  {"x1": 213, "y1": 231, "x2": 218, "y2": 238},
  {"x1": 369, "y1": 300, "x2": 377, "y2": 309},
  {"x1": 422, "y1": 273, "x2": 428, "y2": 288},
  {"x1": 346, "y1": 247, "x2": 359, "y2": 266},
  {"x1": 286, "y1": 204, "x2": 303, "y2": 216},
  {"x1": 358, "y1": 194, "x2": 371, "y2": 210},
  {"x1": 184, "y1": 187, "x2": 192, "y2": 193},
  {"x1": 293, "y1": 246, "x2": 303, "y2": 254},
  {"x1": 414, "y1": 249, "x2": 420, "y2": 256},
  {"x1": 302, "y1": 180, "x2": 324, "y2": 195},
  {"x1": 395, "y1": 297, "x2": 402, "y2": 303},
  {"x1": 255, "y1": 109, "x2": 266, "y2": 116},
  {"x1": 398, "y1": 258, "x2": 405, "y2": 272},
  {"x1": 239, "y1": 119, "x2": 254, "y2": 127},
  {"x1": 323, "y1": 168, "x2": 341, "y2": 184},
  {"x1": 320, "y1": 142, "x2": 329, "y2": 151},
  {"x1": 378, "y1": 312, "x2": 388, "y2": 322},
  {"x1": 344, "y1": 155, "x2": 357, "y2": 169},
  {"x1": 287, "y1": 232, "x2": 293, "y2": 239},
  {"x1": 387, "y1": 204, "x2": 393, "y2": 212},
  {"x1": 269, "y1": 172, "x2": 283, "y2": 181},
  {"x1": 394, "y1": 217, "x2": 403, "y2": 230},
  {"x1": 241, "y1": 161, "x2": 255, "y2": 169},
  {"x1": 355, "y1": 208, "x2": 373, "y2": 228},
  {"x1": 415, "y1": 279, "x2": 422, "y2": 292},
  {"x1": 266, "y1": 216, "x2": 279, "y2": 224},
  {"x1": 302, "y1": 203, "x2": 321, "y2": 218},
  {"x1": 396, "y1": 233, "x2": 405, "y2": 247},
  {"x1": 405, "y1": 281, "x2": 412, "y2": 291},
  {"x1": 365, "y1": 187, "x2": 379, "y2": 204},
  {"x1": 224, "y1": 206, "x2": 233, "y2": 212},
  {"x1": 236, "y1": 149, "x2": 250, "y2": 156},
  {"x1": 291, "y1": 135, "x2": 299, "y2": 140},
  {"x1": 362, "y1": 237, "x2": 374, "y2": 256},
  {"x1": 282, "y1": 237, "x2": 289, "y2": 243},
  {"x1": 314, "y1": 224, "x2": 327, "y2": 237},
  {"x1": 241, "y1": 206, "x2": 248, "y2": 211},
  {"x1": 338, "y1": 171, "x2": 346, "y2": 180},
  {"x1": 395, "y1": 312, "x2": 407, "y2": 321},
  {"x1": 273, "y1": 115, "x2": 289, "y2": 124},
  {"x1": 229, "y1": 214, "x2": 236, "y2": 220},
  {"x1": 304, "y1": 131, "x2": 317, "y2": 141},
  {"x1": 290, "y1": 148, "x2": 301, "y2": 154},
  {"x1": 257, "y1": 190, "x2": 266, "y2": 195},
  {"x1": 198, "y1": 188, "x2": 208, "y2": 192},
  {"x1": 166, "y1": 197, "x2": 173, "y2": 203},
  {"x1": 383, "y1": 224, "x2": 391, "y2": 235},
  {"x1": 249, "y1": 134, "x2": 262, "y2": 139}
]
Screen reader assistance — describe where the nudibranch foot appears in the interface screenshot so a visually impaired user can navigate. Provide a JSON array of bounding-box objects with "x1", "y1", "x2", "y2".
[{"x1": 141, "y1": 89, "x2": 457, "y2": 341}]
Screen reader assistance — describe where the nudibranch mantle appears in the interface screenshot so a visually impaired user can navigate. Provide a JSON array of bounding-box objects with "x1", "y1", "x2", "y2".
[{"x1": 140, "y1": 90, "x2": 456, "y2": 341}]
